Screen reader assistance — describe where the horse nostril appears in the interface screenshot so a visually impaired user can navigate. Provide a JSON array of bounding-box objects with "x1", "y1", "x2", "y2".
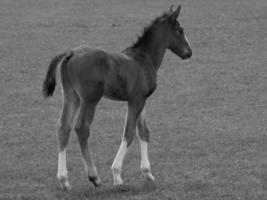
[
  {"x1": 187, "y1": 50, "x2": 192, "y2": 58},
  {"x1": 183, "y1": 49, "x2": 192, "y2": 58}
]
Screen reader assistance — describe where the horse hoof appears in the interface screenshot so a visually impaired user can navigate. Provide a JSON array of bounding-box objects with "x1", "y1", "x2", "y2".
[
  {"x1": 145, "y1": 172, "x2": 155, "y2": 181},
  {"x1": 88, "y1": 176, "x2": 102, "y2": 187},
  {"x1": 58, "y1": 176, "x2": 71, "y2": 191},
  {"x1": 141, "y1": 168, "x2": 155, "y2": 181},
  {"x1": 113, "y1": 177, "x2": 123, "y2": 186}
]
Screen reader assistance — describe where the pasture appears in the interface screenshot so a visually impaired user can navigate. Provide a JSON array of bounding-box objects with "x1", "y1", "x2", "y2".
[{"x1": 1, "y1": 0, "x2": 267, "y2": 199}]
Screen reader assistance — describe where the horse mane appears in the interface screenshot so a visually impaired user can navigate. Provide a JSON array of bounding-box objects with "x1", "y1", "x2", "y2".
[{"x1": 131, "y1": 12, "x2": 169, "y2": 49}]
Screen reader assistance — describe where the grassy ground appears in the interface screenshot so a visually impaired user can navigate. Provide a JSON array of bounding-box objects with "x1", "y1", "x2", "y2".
[{"x1": 1, "y1": 0, "x2": 267, "y2": 199}]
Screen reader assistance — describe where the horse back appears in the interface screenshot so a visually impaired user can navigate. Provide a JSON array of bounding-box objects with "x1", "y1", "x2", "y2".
[{"x1": 66, "y1": 45, "x2": 156, "y2": 101}]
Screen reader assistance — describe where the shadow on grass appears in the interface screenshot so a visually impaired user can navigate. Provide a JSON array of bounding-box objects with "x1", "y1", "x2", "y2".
[{"x1": 72, "y1": 181, "x2": 158, "y2": 199}]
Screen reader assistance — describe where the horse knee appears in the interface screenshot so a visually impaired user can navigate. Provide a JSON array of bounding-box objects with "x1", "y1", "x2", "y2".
[
  {"x1": 139, "y1": 127, "x2": 150, "y2": 142},
  {"x1": 138, "y1": 121, "x2": 150, "y2": 142},
  {"x1": 124, "y1": 130, "x2": 136, "y2": 146},
  {"x1": 57, "y1": 123, "x2": 72, "y2": 151}
]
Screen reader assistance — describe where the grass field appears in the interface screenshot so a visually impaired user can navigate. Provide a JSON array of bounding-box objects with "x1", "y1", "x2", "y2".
[{"x1": 1, "y1": 0, "x2": 267, "y2": 199}]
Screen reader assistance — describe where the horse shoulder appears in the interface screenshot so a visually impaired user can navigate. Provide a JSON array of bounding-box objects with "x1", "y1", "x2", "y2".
[
  {"x1": 137, "y1": 61, "x2": 157, "y2": 98},
  {"x1": 123, "y1": 50, "x2": 157, "y2": 98}
]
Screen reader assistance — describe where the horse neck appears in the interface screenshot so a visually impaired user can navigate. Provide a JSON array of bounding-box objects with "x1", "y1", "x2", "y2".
[
  {"x1": 126, "y1": 30, "x2": 168, "y2": 71},
  {"x1": 139, "y1": 37, "x2": 168, "y2": 71}
]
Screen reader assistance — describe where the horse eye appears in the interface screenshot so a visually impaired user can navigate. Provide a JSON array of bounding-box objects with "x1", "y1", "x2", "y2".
[{"x1": 175, "y1": 26, "x2": 183, "y2": 34}]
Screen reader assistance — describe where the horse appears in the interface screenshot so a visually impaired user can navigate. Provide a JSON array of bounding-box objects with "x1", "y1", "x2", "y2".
[{"x1": 42, "y1": 5, "x2": 192, "y2": 191}]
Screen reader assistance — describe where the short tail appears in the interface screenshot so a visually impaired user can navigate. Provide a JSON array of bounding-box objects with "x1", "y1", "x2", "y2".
[{"x1": 42, "y1": 52, "x2": 73, "y2": 98}]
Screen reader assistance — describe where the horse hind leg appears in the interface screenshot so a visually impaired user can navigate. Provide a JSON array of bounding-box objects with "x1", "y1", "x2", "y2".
[
  {"x1": 137, "y1": 108, "x2": 155, "y2": 181},
  {"x1": 74, "y1": 88, "x2": 103, "y2": 187},
  {"x1": 57, "y1": 94, "x2": 79, "y2": 191}
]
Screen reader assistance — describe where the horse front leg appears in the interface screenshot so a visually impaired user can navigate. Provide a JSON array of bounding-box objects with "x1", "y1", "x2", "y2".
[
  {"x1": 111, "y1": 99, "x2": 145, "y2": 185},
  {"x1": 137, "y1": 108, "x2": 155, "y2": 181}
]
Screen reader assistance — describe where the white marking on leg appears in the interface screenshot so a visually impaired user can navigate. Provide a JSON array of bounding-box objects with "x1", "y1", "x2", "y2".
[
  {"x1": 57, "y1": 149, "x2": 71, "y2": 190},
  {"x1": 140, "y1": 140, "x2": 155, "y2": 181},
  {"x1": 112, "y1": 140, "x2": 128, "y2": 170},
  {"x1": 57, "y1": 149, "x2": 67, "y2": 178},
  {"x1": 140, "y1": 141, "x2": 150, "y2": 170},
  {"x1": 111, "y1": 140, "x2": 127, "y2": 185}
]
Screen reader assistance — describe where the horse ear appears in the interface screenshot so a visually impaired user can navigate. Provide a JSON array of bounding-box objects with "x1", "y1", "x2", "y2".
[
  {"x1": 169, "y1": 5, "x2": 174, "y2": 13},
  {"x1": 174, "y1": 5, "x2": 181, "y2": 19},
  {"x1": 169, "y1": 5, "x2": 181, "y2": 24}
]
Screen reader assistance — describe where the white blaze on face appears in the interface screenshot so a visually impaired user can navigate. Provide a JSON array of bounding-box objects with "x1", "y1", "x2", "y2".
[
  {"x1": 57, "y1": 149, "x2": 68, "y2": 178},
  {"x1": 184, "y1": 32, "x2": 191, "y2": 47},
  {"x1": 184, "y1": 33, "x2": 191, "y2": 53}
]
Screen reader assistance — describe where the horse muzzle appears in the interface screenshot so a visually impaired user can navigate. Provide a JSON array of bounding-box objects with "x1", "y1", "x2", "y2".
[{"x1": 181, "y1": 48, "x2": 192, "y2": 60}]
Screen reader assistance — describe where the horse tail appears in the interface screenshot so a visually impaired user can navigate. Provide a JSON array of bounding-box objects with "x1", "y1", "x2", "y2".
[{"x1": 42, "y1": 51, "x2": 73, "y2": 98}]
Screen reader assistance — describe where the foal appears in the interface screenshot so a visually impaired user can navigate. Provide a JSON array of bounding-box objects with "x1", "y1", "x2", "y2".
[{"x1": 43, "y1": 5, "x2": 192, "y2": 190}]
